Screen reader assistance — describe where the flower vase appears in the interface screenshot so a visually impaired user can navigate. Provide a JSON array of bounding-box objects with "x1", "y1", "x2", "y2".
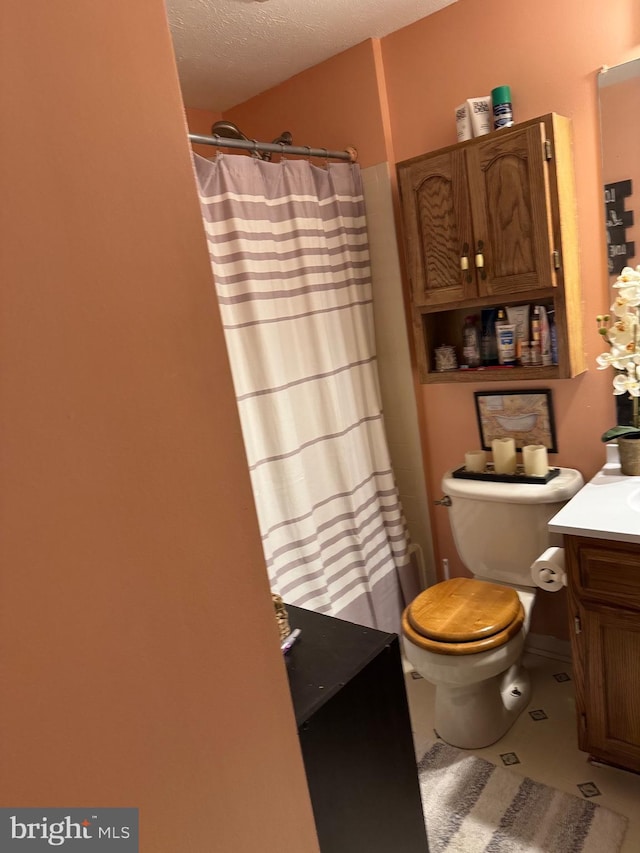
[{"x1": 618, "y1": 435, "x2": 640, "y2": 476}]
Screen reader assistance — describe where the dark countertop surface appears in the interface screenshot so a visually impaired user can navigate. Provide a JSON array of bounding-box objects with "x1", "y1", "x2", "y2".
[{"x1": 283, "y1": 604, "x2": 396, "y2": 725}]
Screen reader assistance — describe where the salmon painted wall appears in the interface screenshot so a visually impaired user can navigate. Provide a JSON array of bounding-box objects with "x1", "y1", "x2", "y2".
[
  {"x1": 224, "y1": 40, "x2": 388, "y2": 166},
  {"x1": 0, "y1": 3, "x2": 319, "y2": 851},
  {"x1": 183, "y1": 0, "x2": 640, "y2": 642}
]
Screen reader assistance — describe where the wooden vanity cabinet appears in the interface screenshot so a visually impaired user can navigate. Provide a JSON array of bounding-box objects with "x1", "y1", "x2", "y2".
[
  {"x1": 564, "y1": 535, "x2": 640, "y2": 773},
  {"x1": 396, "y1": 113, "x2": 585, "y2": 383}
]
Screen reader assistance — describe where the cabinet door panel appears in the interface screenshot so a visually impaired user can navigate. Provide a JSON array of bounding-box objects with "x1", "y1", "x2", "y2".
[
  {"x1": 579, "y1": 546, "x2": 640, "y2": 605},
  {"x1": 582, "y1": 601, "x2": 640, "y2": 771},
  {"x1": 466, "y1": 123, "x2": 554, "y2": 297},
  {"x1": 566, "y1": 535, "x2": 640, "y2": 607},
  {"x1": 398, "y1": 150, "x2": 476, "y2": 306}
]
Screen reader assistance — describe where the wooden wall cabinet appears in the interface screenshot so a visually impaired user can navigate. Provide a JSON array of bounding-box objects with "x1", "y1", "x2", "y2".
[
  {"x1": 396, "y1": 113, "x2": 585, "y2": 383},
  {"x1": 564, "y1": 535, "x2": 640, "y2": 773}
]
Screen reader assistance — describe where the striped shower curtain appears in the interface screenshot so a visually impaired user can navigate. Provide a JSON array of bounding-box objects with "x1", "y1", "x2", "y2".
[{"x1": 193, "y1": 152, "x2": 411, "y2": 633}]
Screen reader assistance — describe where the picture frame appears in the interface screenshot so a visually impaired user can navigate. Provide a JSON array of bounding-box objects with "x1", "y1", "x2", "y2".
[{"x1": 474, "y1": 389, "x2": 558, "y2": 453}]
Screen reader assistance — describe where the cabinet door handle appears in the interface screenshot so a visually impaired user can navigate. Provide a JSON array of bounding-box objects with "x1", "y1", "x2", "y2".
[
  {"x1": 460, "y1": 242, "x2": 472, "y2": 283},
  {"x1": 474, "y1": 241, "x2": 487, "y2": 280}
]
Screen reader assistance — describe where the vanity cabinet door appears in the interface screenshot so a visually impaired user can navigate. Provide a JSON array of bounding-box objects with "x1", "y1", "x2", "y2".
[
  {"x1": 397, "y1": 148, "x2": 476, "y2": 307},
  {"x1": 576, "y1": 600, "x2": 640, "y2": 772},
  {"x1": 466, "y1": 122, "x2": 555, "y2": 298},
  {"x1": 565, "y1": 534, "x2": 640, "y2": 773}
]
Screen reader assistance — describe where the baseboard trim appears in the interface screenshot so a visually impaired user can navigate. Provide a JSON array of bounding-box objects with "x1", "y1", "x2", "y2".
[{"x1": 525, "y1": 632, "x2": 572, "y2": 663}]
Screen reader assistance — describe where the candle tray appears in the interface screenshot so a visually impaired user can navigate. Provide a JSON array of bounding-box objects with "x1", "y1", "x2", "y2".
[{"x1": 452, "y1": 464, "x2": 560, "y2": 485}]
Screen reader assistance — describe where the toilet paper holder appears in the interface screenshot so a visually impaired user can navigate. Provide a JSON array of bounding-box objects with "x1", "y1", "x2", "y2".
[{"x1": 531, "y1": 547, "x2": 567, "y2": 592}]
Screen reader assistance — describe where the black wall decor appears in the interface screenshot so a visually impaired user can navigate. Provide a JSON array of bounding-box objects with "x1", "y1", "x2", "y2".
[{"x1": 605, "y1": 179, "x2": 635, "y2": 275}]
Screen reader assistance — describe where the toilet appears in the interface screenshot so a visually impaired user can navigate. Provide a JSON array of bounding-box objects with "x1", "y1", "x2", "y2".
[{"x1": 402, "y1": 467, "x2": 583, "y2": 749}]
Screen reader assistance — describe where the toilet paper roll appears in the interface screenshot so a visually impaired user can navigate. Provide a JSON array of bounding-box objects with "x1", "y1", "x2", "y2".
[{"x1": 531, "y1": 547, "x2": 567, "y2": 592}]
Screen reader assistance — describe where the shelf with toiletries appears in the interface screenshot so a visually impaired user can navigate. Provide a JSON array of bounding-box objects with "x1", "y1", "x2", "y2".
[
  {"x1": 416, "y1": 297, "x2": 562, "y2": 383},
  {"x1": 396, "y1": 114, "x2": 585, "y2": 384}
]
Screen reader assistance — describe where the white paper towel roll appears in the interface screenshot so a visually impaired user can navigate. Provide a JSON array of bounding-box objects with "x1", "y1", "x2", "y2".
[{"x1": 531, "y1": 546, "x2": 567, "y2": 592}]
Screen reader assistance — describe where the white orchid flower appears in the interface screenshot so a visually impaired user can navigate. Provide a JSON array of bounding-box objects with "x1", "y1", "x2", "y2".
[
  {"x1": 615, "y1": 266, "x2": 640, "y2": 284},
  {"x1": 599, "y1": 352, "x2": 634, "y2": 371},
  {"x1": 614, "y1": 284, "x2": 640, "y2": 306},
  {"x1": 610, "y1": 295, "x2": 640, "y2": 317},
  {"x1": 613, "y1": 372, "x2": 640, "y2": 396},
  {"x1": 596, "y1": 352, "x2": 614, "y2": 369},
  {"x1": 607, "y1": 318, "x2": 637, "y2": 355}
]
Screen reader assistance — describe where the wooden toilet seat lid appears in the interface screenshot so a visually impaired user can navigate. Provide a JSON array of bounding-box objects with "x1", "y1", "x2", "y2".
[{"x1": 402, "y1": 577, "x2": 525, "y2": 655}]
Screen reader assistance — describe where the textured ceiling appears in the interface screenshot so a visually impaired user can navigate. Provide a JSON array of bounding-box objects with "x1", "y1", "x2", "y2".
[{"x1": 167, "y1": 0, "x2": 458, "y2": 111}]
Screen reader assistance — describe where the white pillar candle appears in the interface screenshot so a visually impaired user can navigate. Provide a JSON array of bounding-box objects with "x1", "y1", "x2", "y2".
[
  {"x1": 523, "y1": 444, "x2": 549, "y2": 476},
  {"x1": 492, "y1": 437, "x2": 517, "y2": 474},
  {"x1": 465, "y1": 450, "x2": 487, "y2": 472}
]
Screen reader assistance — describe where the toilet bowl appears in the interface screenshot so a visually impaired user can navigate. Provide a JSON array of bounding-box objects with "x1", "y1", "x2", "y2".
[
  {"x1": 403, "y1": 577, "x2": 536, "y2": 748},
  {"x1": 402, "y1": 467, "x2": 583, "y2": 749}
]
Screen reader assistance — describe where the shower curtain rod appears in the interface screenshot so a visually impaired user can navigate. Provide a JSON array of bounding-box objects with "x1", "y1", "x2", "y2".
[{"x1": 188, "y1": 133, "x2": 357, "y2": 163}]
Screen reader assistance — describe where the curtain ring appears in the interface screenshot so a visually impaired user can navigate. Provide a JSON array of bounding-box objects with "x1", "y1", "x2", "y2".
[
  {"x1": 210, "y1": 134, "x2": 223, "y2": 161},
  {"x1": 280, "y1": 141, "x2": 287, "y2": 161},
  {"x1": 323, "y1": 148, "x2": 329, "y2": 168},
  {"x1": 306, "y1": 145, "x2": 312, "y2": 161},
  {"x1": 252, "y1": 139, "x2": 260, "y2": 159}
]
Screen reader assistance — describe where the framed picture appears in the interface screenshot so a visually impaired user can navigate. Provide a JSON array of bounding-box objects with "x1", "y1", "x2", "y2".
[{"x1": 474, "y1": 390, "x2": 558, "y2": 452}]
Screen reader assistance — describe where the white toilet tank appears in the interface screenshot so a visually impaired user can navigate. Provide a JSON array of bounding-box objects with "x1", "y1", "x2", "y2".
[{"x1": 441, "y1": 467, "x2": 584, "y2": 587}]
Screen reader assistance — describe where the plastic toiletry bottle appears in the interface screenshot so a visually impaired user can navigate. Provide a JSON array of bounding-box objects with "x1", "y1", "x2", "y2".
[
  {"x1": 538, "y1": 305, "x2": 552, "y2": 366},
  {"x1": 496, "y1": 323, "x2": 517, "y2": 366},
  {"x1": 531, "y1": 305, "x2": 541, "y2": 345},
  {"x1": 491, "y1": 85, "x2": 513, "y2": 130},
  {"x1": 462, "y1": 315, "x2": 481, "y2": 367},
  {"x1": 480, "y1": 308, "x2": 499, "y2": 365},
  {"x1": 495, "y1": 307, "x2": 508, "y2": 331},
  {"x1": 530, "y1": 339, "x2": 542, "y2": 366},
  {"x1": 495, "y1": 308, "x2": 511, "y2": 365},
  {"x1": 467, "y1": 97, "x2": 492, "y2": 136},
  {"x1": 488, "y1": 307, "x2": 508, "y2": 365},
  {"x1": 529, "y1": 306, "x2": 542, "y2": 366},
  {"x1": 548, "y1": 307, "x2": 558, "y2": 364},
  {"x1": 520, "y1": 342, "x2": 532, "y2": 366},
  {"x1": 455, "y1": 103, "x2": 472, "y2": 142}
]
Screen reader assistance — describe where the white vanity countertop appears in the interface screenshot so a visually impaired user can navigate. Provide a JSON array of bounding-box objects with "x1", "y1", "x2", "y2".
[{"x1": 548, "y1": 459, "x2": 640, "y2": 545}]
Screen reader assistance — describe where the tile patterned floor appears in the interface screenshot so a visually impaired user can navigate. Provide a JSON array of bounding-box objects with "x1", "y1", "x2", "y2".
[{"x1": 404, "y1": 651, "x2": 640, "y2": 853}]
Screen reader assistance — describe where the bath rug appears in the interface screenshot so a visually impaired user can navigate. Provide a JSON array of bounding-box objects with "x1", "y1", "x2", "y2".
[{"x1": 418, "y1": 740, "x2": 628, "y2": 853}]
